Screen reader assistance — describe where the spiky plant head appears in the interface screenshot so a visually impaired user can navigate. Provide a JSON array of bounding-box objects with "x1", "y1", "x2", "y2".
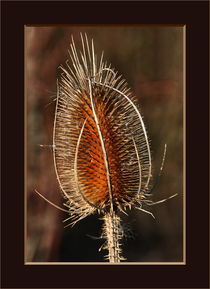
[{"x1": 53, "y1": 34, "x2": 152, "y2": 225}]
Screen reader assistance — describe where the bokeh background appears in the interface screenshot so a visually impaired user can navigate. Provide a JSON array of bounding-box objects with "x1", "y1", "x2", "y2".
[{"x1": 26, "y1": 26, "x2": 184, "y2": 263}]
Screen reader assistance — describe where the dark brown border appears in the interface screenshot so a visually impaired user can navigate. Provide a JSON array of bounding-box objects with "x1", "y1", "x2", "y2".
[{"x1": 1, "y1": 1, "x2": 209, "y2": 288}]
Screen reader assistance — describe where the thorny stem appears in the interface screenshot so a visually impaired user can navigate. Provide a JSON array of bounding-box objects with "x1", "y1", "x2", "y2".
[{"x1": 103, "y1": 211, "x2": 123, "y2": 263}]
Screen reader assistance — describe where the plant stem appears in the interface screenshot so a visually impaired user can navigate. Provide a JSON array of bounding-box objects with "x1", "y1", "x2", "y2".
[{"x1": 103, "y1": 211, "x2": 123, "y2": 263}]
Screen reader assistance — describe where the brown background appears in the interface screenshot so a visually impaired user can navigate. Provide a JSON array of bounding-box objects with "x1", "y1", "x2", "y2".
[{"x1": 26, "y1": 25, "x2": 183, "y2": 263}]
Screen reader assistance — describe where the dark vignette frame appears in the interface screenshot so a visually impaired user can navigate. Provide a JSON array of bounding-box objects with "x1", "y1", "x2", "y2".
[{"x1": 1, "y1": 1, "x2": 209, "y2": 288}]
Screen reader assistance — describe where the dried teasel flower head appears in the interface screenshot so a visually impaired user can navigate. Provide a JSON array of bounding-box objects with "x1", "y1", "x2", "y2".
[
  {"x1": 53, "y1": 33, "x2": 153, "y2": 262},
  {"x1": 54, "y1": 34, "x2": 152, "y2": 219}
]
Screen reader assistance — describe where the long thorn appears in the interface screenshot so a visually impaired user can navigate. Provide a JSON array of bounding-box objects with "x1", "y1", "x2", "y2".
[{"x1": 34, "y1": 189, "x2": 69, "y2": 213}]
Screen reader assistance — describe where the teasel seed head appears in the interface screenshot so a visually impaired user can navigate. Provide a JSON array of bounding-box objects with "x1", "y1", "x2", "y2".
[{"x1": 53, "y1": 33, "x2": 152, "y2": 227}]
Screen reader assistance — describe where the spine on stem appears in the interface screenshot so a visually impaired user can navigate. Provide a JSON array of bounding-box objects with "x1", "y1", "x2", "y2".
[{"x1": 102, "y1": 212, "x2": 123, "y2": 263}]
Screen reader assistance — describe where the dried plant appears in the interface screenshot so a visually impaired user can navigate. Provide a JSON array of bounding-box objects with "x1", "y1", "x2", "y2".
[{"x1": 36, "y1": 33, "x2": 177, "y2": 263}]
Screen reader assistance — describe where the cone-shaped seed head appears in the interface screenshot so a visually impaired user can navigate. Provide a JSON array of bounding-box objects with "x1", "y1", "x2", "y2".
[{"x1": 53, "y1": 34, "x2": 152, "y2": 224}]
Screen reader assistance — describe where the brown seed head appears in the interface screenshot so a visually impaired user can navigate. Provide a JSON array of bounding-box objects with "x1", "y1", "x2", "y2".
[{"x1": 53, "y1": 34, "x2": 152, "y2": 224}]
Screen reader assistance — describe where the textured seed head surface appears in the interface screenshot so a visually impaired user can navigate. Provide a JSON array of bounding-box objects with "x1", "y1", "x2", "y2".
[{"x1": 53, "y1": 34, "x2": 152, "y2": 222}]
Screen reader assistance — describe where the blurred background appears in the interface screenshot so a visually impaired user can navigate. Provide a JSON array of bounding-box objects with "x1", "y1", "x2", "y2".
[{"x1": 26, "y1": 25, "x2": 184, "y2": 263}]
